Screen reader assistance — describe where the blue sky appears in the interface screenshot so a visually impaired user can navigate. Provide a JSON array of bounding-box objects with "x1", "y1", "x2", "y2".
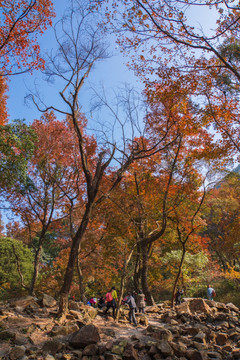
[{"x1": 7, "y1": 0, "x2": 140, "y2": 125}]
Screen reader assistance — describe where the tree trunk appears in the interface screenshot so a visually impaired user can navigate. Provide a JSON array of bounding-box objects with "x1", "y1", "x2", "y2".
[
  {"x1": 76, "y1": 255, "x2": 85, "y2": 302},
  {"x1": 115, "y1": 247, "x2": 135, "y2": 321},
  {"x1": 58, "y1": 204, "x2": 92, "y2": 316},
  {"x1": 141, "y1": 243, "x2": 155, "y2": 305},
  {"x1": 171, "y1": 242, "x2": 186, "y2": 307},
  {"x1": 29, "y1": 235, "x2": 45, "y2": 295},
  {"x1": 133, "y1": 249, "x2": 141, "y2": 292}
]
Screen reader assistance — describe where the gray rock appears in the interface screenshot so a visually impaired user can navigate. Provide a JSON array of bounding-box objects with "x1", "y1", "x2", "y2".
[
  {"x1": 188, "y1": 299, "x2": 212, "y2": 315},
  {"x1": 13, "y1": 333, "x2": 28, "y2": 345},
  {"x1": 68, "y1": 301, "x2": 81, "y2": 311},
  {"x1": 171, "y1": 341, "x2": 187, "y2": 358},
  {"x1": 146, "y1": 325, "x2": 173, "y2": 341},
  {"x1": 186, "y1": 349, "x2": 208, "y2": 360},
  {"x1": 148, "y1": 344, "x2": 158, "y2": 355},
  {"x1": 194, "y1": 332, "x2": 207, "y2": 345},
  {"x1": 0, "y1": 329, "x2": 16, "y2": 340},
  {"x1": 9, "y1": 296, "x2": 36, "y2": 309},
  {"x1": 157, "y1": 340, "x2": 174, "y2": 357},
  {"x1": 42, "y1": 340, "x2": 63, "y2": 354},
  {"x1": 68, "y1": 324, "x2": 100, "y2": 348},
  {"x1": 50, "y1": 324, "x2": 79, "y2": 337},
  {"x1": 42, "y1": 294, "x2": 57, "y2": 308},
  {"x1": 226, "y1": 303, "x2": 239, "y2": 313},
  {"x1": 176, "y1": 302, "x2": 191, "y2": 315},
  {"x1": 9, "y1": 345, "x2": 26, "y2": 360},
  {"x1": 215, "y1": 333, "x2": 228, "y2": 346},
  {"x1": 123, "y1": 343, "x2": 139, "y2": 360},
  {"x1": 145, "y1": 306, "x2": 160, "y2": 313},
  {"x1": 82, "y1": 344, "x2": 99, "y2": 355}
]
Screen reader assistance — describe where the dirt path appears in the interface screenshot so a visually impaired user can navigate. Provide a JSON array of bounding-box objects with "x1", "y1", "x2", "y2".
[{"x1": 93, "y1": 314, "x2": 162, "y2": 340}]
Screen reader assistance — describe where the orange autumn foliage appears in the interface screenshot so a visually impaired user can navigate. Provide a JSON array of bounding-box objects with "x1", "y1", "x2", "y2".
[{"x1": 0, "y1": 0, "x2": 55, "y2": 74}]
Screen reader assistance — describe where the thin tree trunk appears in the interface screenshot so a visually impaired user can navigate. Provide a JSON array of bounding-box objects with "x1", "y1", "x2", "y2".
[
  {"x1": 141, "y1": 243, "x2": 155, "y2": 305},
  {"x1": 76, "y1": 255, "x2": 85, "y2": 302},
  {"x1": 12, "y1": 244, "x2": 29, "y2": 291},
  {"x1": 133, "y1": 249, "x2": 141, "y2": 291},
  {"x1": 171, "y1": 242, "x2": 186, "y2": 307},
  {"x1": 115, "y1": 247, "x2": 135, "y2": 321},
  {"x1": 29, "y1": 234, "x2": 45, "y2": 295}
]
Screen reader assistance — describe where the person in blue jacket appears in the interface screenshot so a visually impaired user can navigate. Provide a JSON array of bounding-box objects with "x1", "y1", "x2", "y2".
[
  {"x1": 207, "y1": 285, "x2": 215, "y2": 300},
  {"x1": 123, "y1": 292, "x2": 137, "y2": 326}
]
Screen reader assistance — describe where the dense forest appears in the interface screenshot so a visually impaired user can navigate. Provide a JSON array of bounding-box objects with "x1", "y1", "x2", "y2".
[{"x1": 0, "y1": 0, "x2": 240, "y2": 317}]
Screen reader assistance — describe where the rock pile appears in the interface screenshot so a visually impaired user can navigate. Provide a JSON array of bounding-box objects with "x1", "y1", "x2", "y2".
[{"x1": 0, "y1": 295, "x2": 239, "y2": 360}]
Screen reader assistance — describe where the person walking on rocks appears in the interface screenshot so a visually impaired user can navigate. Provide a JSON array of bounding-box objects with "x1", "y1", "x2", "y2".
[
  {"x1": 175, "y1": 288, "x2": 184, "y2": 305},
  {"x1": 104, "y1": 287, "x2": 117, "y2": 318},
  {"x1": 137, "y1": 289, "x2": 146, "y2": 313},
  {"x1": 207, "y1": 284, "x2": 216, "y2": 301},
  {"x1": 111, "y1": 286, "x2": 118, "y2": 310},
  {"x1": 124, "y1": 292, "x2": 137, "y2": 326}
]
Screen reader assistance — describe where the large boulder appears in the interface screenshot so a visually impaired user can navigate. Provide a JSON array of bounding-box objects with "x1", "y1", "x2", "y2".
[
  {"x1": 50, "y1": 324, "x2": 79, "y2": 337},
  {"x1": 176, "y1": 301, "x2": 191, "y2": 315},
  {"x1": 68, "y1": 324, "x2": 100, "y2": 348},
  {"x1": 145, "y1": 306, "x2": 160, "y2": 313},
  {"x1": 226, "y1": 303, "x2": 239, "y2": 313},
  {"x1": 41, "y1": 294, "x2": 57, "y2": 308},
  {"x1": 9, "y1": 296, "x2": 37, "y2": 309},
  {"x1": 68, "y1": 300, "x2": 81, "y2": 311},
  {"x1": 188, "y1": 299, "x2": 212, "y2": 315},
  {"x1": 145, "y1": 325, "x2": 173, "y2": 341}
]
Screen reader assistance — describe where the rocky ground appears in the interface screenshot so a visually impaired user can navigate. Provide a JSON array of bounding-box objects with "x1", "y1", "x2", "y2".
[{"x1": 0, "y1": 294, "x2": 240, "y2": 360}]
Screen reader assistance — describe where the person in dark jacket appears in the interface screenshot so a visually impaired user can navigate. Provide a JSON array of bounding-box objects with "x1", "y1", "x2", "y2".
[
  {"x1": 124, "y1": 292, "x2": 137, "y2": 326},
  {"x1": 98, "y1": 296, "x2": 106, "y2": 309},
  {"x1": 175, "y1": 288, "x2": 184, "y2": 305}
]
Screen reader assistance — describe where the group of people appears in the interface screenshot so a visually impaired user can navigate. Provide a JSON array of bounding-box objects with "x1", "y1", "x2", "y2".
[
  {"x1": 97, "y1": 287, "x2": 146, "y2": 326},
  {"x1": 72, "y1": 283, "x2": 216, "y2": 323}
]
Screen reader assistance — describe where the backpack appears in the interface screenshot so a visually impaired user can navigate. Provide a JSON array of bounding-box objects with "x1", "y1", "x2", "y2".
[
  {"x1": 212, "y1": 290, "x2": 216, "y2": 297},
  {"x1": 106, "y1": 292, "x2": 113, "y2": 302}
]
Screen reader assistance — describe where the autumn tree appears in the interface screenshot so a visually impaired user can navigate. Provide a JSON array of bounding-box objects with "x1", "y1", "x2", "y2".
[{"x1": 5, "y1": 113, "x2": 86, "y2": 295}]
